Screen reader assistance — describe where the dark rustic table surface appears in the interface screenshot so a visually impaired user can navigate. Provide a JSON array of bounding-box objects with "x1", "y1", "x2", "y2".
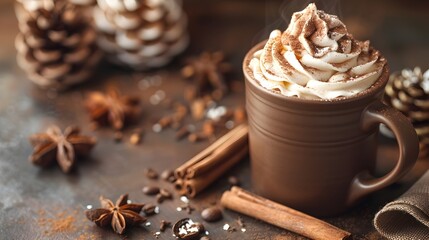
[{"x1": 1, "y1": 0, "x2": 429, "y2": 239}]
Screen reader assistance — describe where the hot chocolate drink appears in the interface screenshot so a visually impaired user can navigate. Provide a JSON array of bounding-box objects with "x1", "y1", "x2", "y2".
[
  {"x1": 243, "y1": 3, "x2": 418, "y2": 216},
  {"x1": 249, "y1": 3, "x2": 386, "y2": 100}
]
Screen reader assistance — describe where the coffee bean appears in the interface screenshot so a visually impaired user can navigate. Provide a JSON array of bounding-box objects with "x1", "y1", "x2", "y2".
[
  {"x1": 200, "y1": 237, "x2": 211, "y2": 240},
  {"x1": 143, "y1": 204, "x2": 158, "y2": 216},
  {"x1": 144, "y1": 168, "x2": 159, "y2": 179},
  {"x1": 161, "y1": 169, "x2": 176, "y2": 182},
  {"x1": 156, "y1": 189, "x2": 173, "y2": 203},
  {"x1": 173, "y1": 218, "x2": 205, "y2": 240},
  {"x1": 159, "y1": 220, "x2": 171, "y2": 232},
  {"x1": 160, "y1": 188, "x2": 172, "y2": 198},
  {"x1": 142, "y1": 186, "x2": 160, "y2": 195},
  {"x1": 228, "y1": 176, "x2": 240, "y2": 186},
  {"x1": 201, "y1": 206, "x2": 223, "y2": 222},
  {"x1": 156, "y1": 193, "x2": 164, "y2": 203}
]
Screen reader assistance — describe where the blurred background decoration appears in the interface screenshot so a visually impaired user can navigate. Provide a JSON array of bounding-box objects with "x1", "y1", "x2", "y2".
[
  {"x1": 92, "y1": 0, "x2": 188, "y2": 70},
  {"x1": 0, "y1": 0, "x2": 428, "y2": 73},
  {"x1": 1, "y1": 0, "x2": 429, "y2": 239},
  {"x1": 14, "y1": 0, "x2": 102, "y2": 90}
]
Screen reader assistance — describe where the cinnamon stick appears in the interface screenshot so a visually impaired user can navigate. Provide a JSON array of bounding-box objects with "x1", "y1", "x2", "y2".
[
  {"x1": 174, "y1": 123, "x2": 248, "y2": 197},
  {"x1": 221, "y1": 187, "x2": 351, "y2": 240}
]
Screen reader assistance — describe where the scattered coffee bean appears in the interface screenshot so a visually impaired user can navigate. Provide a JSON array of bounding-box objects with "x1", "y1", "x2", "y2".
[
  {"x1": 228, "y1": 176, "x2": 240, "y2": 186},
  {"x1": 142, "y1": 186, "x2": 160, "y2": 195},
  {"x1": 201, "y1": 206, "x2": 223, "y2": 222},
  {"x1": 156, "y1": 194, "x2": 164, "y2": 203},
  {"x1": 158, "y1": 116, "x2": 173, "y2": 128},
  {"x1": 200, "y1": 236, "x2": 211, "y2": 240},
  {"x1": 161, "y1": 169, "x2": 176, "y2": 182},
  {"x1": 156, "y1": 188, "x2": 173, "y2": 203},
  {"x1": 173, "y1": 218, "x2": 205, "y2": 240},
  {"x1": 144, "y1": 168, "x2": 159, "y2": 179},
  {"x1": 160, "y1": 188, "x2": 172, "y2": 198},
  {"x1": 143, "y1": 204, "x2": 158, "y2": 216},
  {"x1": 160, "y1": 220, "x2": 171, "y2": 232}
]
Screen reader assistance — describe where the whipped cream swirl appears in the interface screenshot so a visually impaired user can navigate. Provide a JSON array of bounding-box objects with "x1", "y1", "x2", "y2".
[{"x1": 249, "y1": 3, "x2": 386, "y2": 100}]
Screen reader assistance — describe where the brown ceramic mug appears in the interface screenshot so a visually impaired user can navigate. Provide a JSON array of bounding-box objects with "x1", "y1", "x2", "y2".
[{"x1": 243, "y1": 41, "x2": 419, "y2": 217}]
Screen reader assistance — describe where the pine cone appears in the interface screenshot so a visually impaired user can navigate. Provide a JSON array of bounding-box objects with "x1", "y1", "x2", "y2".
[
  {"x1": 15, "y1": 0, "x2": 102, "y2": 90},
  {"x1": 384, "y1": 67, "x2": 429, "y2": 158},
  {"x1": 70, "y1": 0, "x2": 97, "y2": 6},
  {"x1": 93, "y1": 0, "x2": 188, "y2": 69},
  {"x1": 69, "y1": 0, "x2": 97, "y2": 19}
]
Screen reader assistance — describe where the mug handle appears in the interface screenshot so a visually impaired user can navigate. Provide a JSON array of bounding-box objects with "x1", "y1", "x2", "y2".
[{"x1": 347, "y1": 100, "x2": 419, "y2": 205}]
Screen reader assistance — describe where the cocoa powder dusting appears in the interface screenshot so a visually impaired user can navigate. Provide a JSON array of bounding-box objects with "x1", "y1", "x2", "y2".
[
  {"x1": 37, "y1": 209, "x2": 77, "y2": 236},
  {"x1": 36, "y1": 208, "x2": 97, "y2": 239}
]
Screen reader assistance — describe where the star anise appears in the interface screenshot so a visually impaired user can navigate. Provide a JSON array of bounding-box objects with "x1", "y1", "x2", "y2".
[
  {"x1": 85, "y1": 88, "x2": 141, "y2": 130},
  {"x1": 29, "y1": 125, "x2": 96, "y2": 173},
  {"x1": 181, "y1": 51, "x2": 231, "y2": 100},
  {"x1": 85, "y1": 194, "x2": 146, "y2": 234}
]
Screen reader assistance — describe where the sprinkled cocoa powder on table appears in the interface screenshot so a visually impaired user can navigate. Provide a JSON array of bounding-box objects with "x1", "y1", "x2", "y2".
[
  {"x1": 36, "y1": 208, "x2": 97, "y2": 239},
  {"x1": 77, "y1": 232, "x2": 98, "y2": 240},
  {"x1": 37, "y1": 209, "x2": 78, "y2": 236}
]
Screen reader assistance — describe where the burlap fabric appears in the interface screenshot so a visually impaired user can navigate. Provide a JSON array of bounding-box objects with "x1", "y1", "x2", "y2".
[{"x1": 374, "y1": 171, "x2": 429, "y2": 240}]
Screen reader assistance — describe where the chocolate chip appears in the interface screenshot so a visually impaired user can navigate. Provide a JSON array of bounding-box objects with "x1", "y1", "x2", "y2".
[
  {"x1": 172, "y1": 218, "x2": 205, "y2": 240},
  {"x1": 142, "y1": 186, "x2": 160, "y2": 195},
  {"x1": 144, "y1": 168, "x2": 159, "y2": 179},
  {"x1": 228, "y1": 176, "x2": 240, "y2": 186},
  {"x1": 143, "y1": 204, "x2": 158, "y2": 216},
  {"x1": 160, "y1": 220, "x2": 171, "y2": 232},
  {"x1": 161, "y1": 169, "x2": 176, "y2": 182},
  {"x1": 201, "y1": 206, "x2": 223, "y2": 222}
]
